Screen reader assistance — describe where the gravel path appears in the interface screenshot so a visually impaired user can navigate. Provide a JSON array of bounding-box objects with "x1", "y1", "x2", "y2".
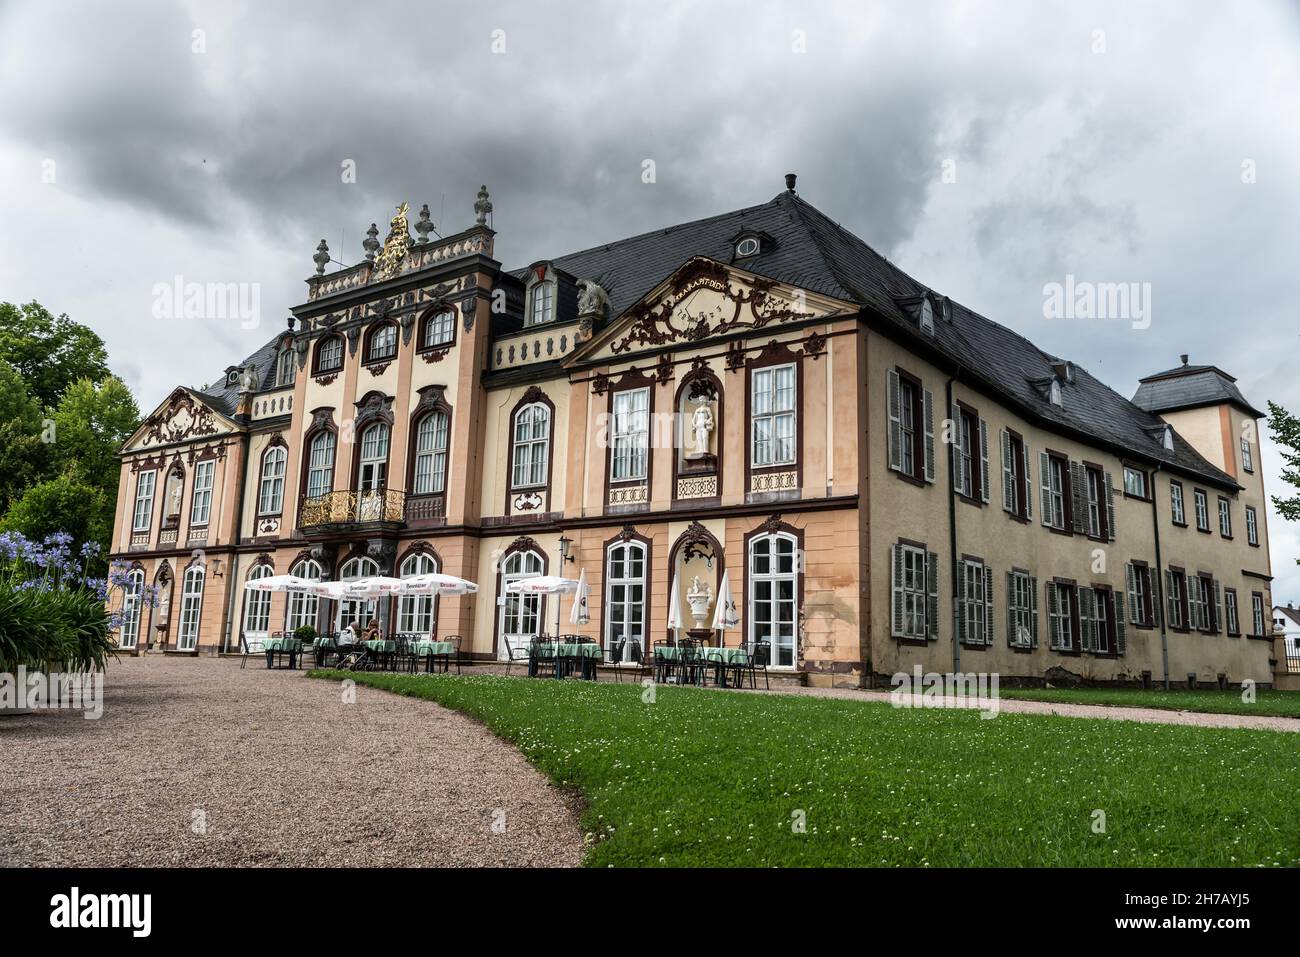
[{"x1": 0, "y1": 656, "x2": 584, "y2": 867}]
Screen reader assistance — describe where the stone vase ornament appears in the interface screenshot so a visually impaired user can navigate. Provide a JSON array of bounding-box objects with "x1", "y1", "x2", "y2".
[{"x1": 686, "y1": 575, "x2": 712, "y2": 630}]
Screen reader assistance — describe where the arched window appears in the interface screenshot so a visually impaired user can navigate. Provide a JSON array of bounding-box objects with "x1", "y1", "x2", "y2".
[
  {"x1": 526, "y1": 276, "x2": 554, "y2": 327},
  {"x1": 397, "y1": 552, "x2": 438, "y2": 636},
  {"x1": 178, "y1": 564, "x2": 205, "y2": 651},
  {"x1": 305, "y1": 431, "x2": 335, "y2": 498},
  {"x1": 498, "y1": 550, "x2": 544, "y2": 659},
  {"x1": 286, "y1": 558, "x2": 322, "y2": 633},
  {"x1": 337, "y1": 556, "x2": 379, "y2": 631},
  {"x1": 276, "y1": 347, "x2": 295, "y2": 387},
  {"x1": 258, "y1": 445, "x2": 287, "y2": 515},
  {"x1": 605, "y1": 540, "x2": 647, "y2": 658},
  {"x1": 120, "y1": 568, "x2": 145, "y2": 649},
  {"x1": 413, "y1": 412, "x2": 449, "y2": 495},
  {"x1": 358, "y1": 423, "x2": 389, "y2": 491},
  {"x1": 315, "y1": 335, "x2": 343, "y2": 375},
  {"x1": 365, "y1": 322, "x2": 398, "y2": 363},
  {"x1": 242, "y1": 564, "x2": 273, "y2": 647},
  {"x1": 511, "y1": 403, "x2": 550, "y2": 489},
  {"x1": 422, "y1": 308, "x2": 455, "y2": 349},
  {"x1": 747, "y1": 531, "x2": 799, "y2": 668}
]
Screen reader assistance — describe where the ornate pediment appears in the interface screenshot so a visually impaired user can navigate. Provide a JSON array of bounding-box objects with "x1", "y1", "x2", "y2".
[{"x1": 128, "y1": 389, "x2": 229, "y2": 451}]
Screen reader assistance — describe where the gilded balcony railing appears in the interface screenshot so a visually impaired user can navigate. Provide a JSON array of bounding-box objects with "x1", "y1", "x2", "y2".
[{"x1": 299, "y1": 489, "x2": 407, "y2": 530}]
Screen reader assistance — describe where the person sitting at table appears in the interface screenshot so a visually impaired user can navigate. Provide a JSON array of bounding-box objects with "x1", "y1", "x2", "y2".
[
  {"x1": 361, "y1": 618, "x2": 381, "y2": 642},
  {"x1": 338, "y1": 621, "x2": 359, "y2": 648}
]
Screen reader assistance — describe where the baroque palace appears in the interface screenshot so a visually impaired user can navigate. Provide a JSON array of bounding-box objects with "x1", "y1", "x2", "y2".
[{"x1": 108, "y1": 176, "x2": 1276, "y2": 688}]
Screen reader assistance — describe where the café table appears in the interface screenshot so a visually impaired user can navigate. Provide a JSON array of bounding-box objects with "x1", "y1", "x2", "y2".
[
  {"x1": 537, "y1": 641, "x2": 600, "y2": 680},
  {"x1": 363, "y1": 639, "x2": 397, "y2": 670},
  {"x1": 410, "y1": 639, "x2": 456, "y2": 673},
  {"x1": 263, "y1": 636, "x2": 304, "y2": 670}
]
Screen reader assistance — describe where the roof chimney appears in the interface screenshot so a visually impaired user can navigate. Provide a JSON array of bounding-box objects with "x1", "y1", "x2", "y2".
[
  {"x1": 1180, "y1": 354, "x2": 1188, "y2": 366},
  {"x1": 784, "y1": 172, "x2": 797, "y2": 193}
]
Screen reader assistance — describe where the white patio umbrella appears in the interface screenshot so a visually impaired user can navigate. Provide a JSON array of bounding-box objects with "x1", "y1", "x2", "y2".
[
  {"x1": 309, "y1": 576, "x2": 406, "y2": 599},
  {"x1": 569, "y1": 569, "x2": 590, "y2": 625},
  {"x1": 711, "y1": 569, "x2": 740, "y2": 638},
  {"x1": 242, "y1": 574, "x2": 319, "y2": 593},
  {"x1": 666, "y1": 571, "x2": 682, "y2": 638},
  {"x1": 399, "y1": 572, "x2": 479, "y2": 596},
  {"x1": 506, "y1": 576, "x2": 579, "y2": 639}
]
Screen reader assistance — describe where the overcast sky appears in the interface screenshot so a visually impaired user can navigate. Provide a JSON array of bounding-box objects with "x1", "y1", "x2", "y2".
[{"x1": 2, "y1": 0, "x2": 1298, "y2": 598}]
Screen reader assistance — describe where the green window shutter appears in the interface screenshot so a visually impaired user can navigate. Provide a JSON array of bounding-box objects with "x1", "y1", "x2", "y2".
[
  {"x1": 890, "y1": 544, "x2": 904, "y2": 637},
  {"x1": 1103, "y1": 472, "x2": 1116, "y2": 541},
  {"x1": 926, "y1": 551, "x2": 940, "y2": 640},
  {"x1": 886, "y1": 369, "x2": 901, "y2": 472},
  {"x1": 922, "y1": 389, "x2": 936, "y2": 483},
  {"x1": 979, "y1": 420, "x2": 990, "y2": 504},
  {"x1": 983, "y1": 563, "x2": 994, "y2": 645},
  {"x1": 1000, "y1": 430, "x2": 1014, "y2": 512}
]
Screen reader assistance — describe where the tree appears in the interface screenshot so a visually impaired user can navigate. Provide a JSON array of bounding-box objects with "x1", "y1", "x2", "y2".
[
  {"x1": 0, "y1": 301, "x2": 110, "y2": 409},
  {"x1": 1267, "y1": 400, "x2": 1300, "y2": 525},
  {"x1": 0, "y1": 475, "x2": 113, "y2": 560},
  {"x1": 0, "y1": 359, "x2": 49, "y2": 514},
  {"x1": 49, "y1": 377, "x2": 140, "y2": 487}
]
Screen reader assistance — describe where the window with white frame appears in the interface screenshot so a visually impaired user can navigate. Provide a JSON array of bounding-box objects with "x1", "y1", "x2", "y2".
[
  {"x1": 1122, "y1": 466, "x2": 1147, "y2": 498},
  {"x1": 242, "y1": 565, "x2": 273, "y2": 644},
  {"x1": 1125, "y1": 562, "x2": 1154, "y2": 626},
  {"x1": 120, "y1": 568, "x2": 144, "y2": 649},
  {"x1": 276, "y1": 348, "x2": 295, "y2": 387},
  {"x1": 1224, "y1": 589, "x2": 1239, "y2": 635},
  {"x1": 890, "y1": 542, "x2": 935, "y2": 641},
  {"x1": 752, "y1": 364, "x2": 796, "y2": 467},
  {"x1": 1194, "y1": 489, "x2": 1209, "y2": 531},
  {"x1": 1040, "y1": 453, "x2": 1066, "y2": 529},
  {"x1": 366, "y1": 323, "x2": 398, "y2": 363},
  {"x1": 611, "y1": 388, "x2": 649, "y2": 481},
  {"x1": 1170, "y1": 481, "x2": 1186, "y2": 524},
  {"x1": 1218, "y1": 497, "x2": 1232, "y2": 537},
  {"x1": 526, "y1": 279, "x2": 554, "y2": 327},
  {"x1": 1187, "y1": 575, "x2": 1210, "y2": 631},
  {"x1": 358, "y1": 423, "x2": 389, "y2": 491},
  {"x1": 306, "y1": 431, "x2": 335, "y2": 498},
  {"x1": 423, "y1": 309, "x2": 455, "y2": 349},
  {"x1": 1241, "y1": 435, "x2": 1253, "y2": 472},
  {"x1": 397, "y1": 552, "x2": 437, "y2": 635},
  {"x1": 1080, "y1": 587, "x2": 1114, "y2": 655},
  {"x1": 414, "y1": 412, "x2": 449, "y2": 495},
  {"x1": 1166, "y1": 570, "x2": 1186, "y2": 629},
  {"x1": 1046, "y1": 581, "x2": 1075, "y2": 651},
  {"x1": 605, "y1": 540, "x2": 646, "y2": 657},
  {"x1": 1246, "y1": 505, "x2": 1258, "y2": 546},
  {"x1": 1252, "y1": 593, "x2": 1265, "y2": 637},
  {"x1": 1085, "y1": 468, "x2": 1104, "y2": 538},
  {"x1": 189, "y1": 460, "x2": 215, "y2": 526},
  {"x1": 959, "y1": 558, "x2": 992, "y2": 646},
  {"x1": 133, "y1": 470, "x2": 156, "y2": 532},
  {"x1": 511, "y1": 402, "x2": 550, "y2": 488},
  {"x1": 258, "y1": 446, "x2": 287, "y2": 515},
  {"x1": 1007, "y1": 570, "x2": 1036, "y2": 647},
  {"x1": 178, "y1": 565, "x2": 205, "y2": 651},
  {"x1": 286, "y1": 559, "x2": 321, "y2": 633},
  {"x1": 499, "y1": 550, "x2": 544, "y2": 659},
  {"x1": 337, "y1": 556, "x2": 379, "y2": 631},
  {"x1": 316, "y1": 335, "x2": 343, "y2": 373},
  {"x1": 749, "y1": 532, "x2": 799, "y2": 667}
]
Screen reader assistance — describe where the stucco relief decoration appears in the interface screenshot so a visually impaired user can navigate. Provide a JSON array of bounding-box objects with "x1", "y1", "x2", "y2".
[
  {"x1": 142, "y1": 390, "x2": 219, "y2": 446},
  {"x1": 609, "y1": 258, "x2": 810, "y2": 355},
  {"x1": 591, "y1": 372, "x2": 610, "y2": 395},
  {"x1": 513, "y1": 492, "x2": 543, "y2": 511},
  {"x1": 803, "y1": 330, "x2": 828, "y2": 359}
]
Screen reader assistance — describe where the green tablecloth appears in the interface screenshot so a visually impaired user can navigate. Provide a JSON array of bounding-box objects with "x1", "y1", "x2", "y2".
[
  {"x1": 313, "y1": 637, "x2": 337, "y2": 650},
  {"x1": 263, "y1": 637, "x2": 303, "y2": 653},
  {"x1": 411, "y1": 640, "x2": 455, "y2": 656},
  {"x1": 537, "y1": 642, "x2": 600, "y2": 659},
  {"x1": 657, "y1": 645, "x2": 747, "y2": 664},
  {"x1": 364, "y1": 639, "x2": 396, "y2": 653}
]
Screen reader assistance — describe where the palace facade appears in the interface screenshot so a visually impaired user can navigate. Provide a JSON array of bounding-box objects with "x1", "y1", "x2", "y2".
[{"x1": 108, "y1": 178, "x2": 1276, "y2": 687}]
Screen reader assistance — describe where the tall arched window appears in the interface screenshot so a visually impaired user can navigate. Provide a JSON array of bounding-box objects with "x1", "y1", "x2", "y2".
[
  {"x1": 315, "y1": 335, "x2": 343, "y2": 375},
  {"x1": 397, "y1": 552, "x2": 438, "y2": 636},
  {"x1": 242, "y1": 564, "x2": 273, "y2": 647},
  {"x1": 413, "y1": 412, "x2": 449, "y2": 495},
  {"x1": 258, "y1": 445, "x2": 287, "y2": 515},
  {"x1": 286, "y1": 559, "x2": 322, "y2": 632},
  {"x1": 605, "y1": 540, "x2": 647, "y2": 658},
  {"x1": 178, "y1": 564, "x2": 205, "y2": 651},
  {"x1": 422, "y1": 308, "x2": 455, "y2": 349},
  {"x1": 276, "y1": 347, "x2": 295, "y2": 387},
  {"x1": 305, "y1": 431, "x2": 335, "y2": 498},
  {"x1": 747, "y1": 531, "x2": 799, "y2": 668},
  {"x1": 365, "y1": 322, "x2": 398, "y2": 363},
  {"x1": 498, "y1": 550, "x2": 544, "y2": 659},
  {"x1": 120, "y1": 567, "x2": 145, "y2": 649},
  {"x1": 337, "y1": 556, "x2": 379, "y2": 630},
  {"x1": 358, "y1": 423, "x2": 389, "y2": 491},
  {"x1": 511, "y1": 403, "x2": 550, "y2": 489}
]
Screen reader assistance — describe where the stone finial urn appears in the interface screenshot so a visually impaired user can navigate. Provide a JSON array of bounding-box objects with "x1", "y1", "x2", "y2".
[{"x1": 686, "y1": 576, "x2": 712, "y2": 630}]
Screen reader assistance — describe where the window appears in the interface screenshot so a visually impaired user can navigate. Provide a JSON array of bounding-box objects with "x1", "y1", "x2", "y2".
[
  {"x1": 1170, "y1": 481, "x2": 1186, "y2": 525},
  {"x1": 1246, "y1": 505, "x2": 1258, "y2": 546},
  {"x1": 242, "y1": 565, "x2": 273, "y2": 644},
  {"x1": 1079, "y1": 587, "x2": 1121, "y2": 655},
  {"x1": 258, "y1": 445, "x2": 287, "y2": 515},
  {"x1": 1225, "y1": 588, "x2": 1239, "y2": 636},
  {"x1": 1166, "y1": 569, "x2": 1188, "y2": 630},
  {"x1": 951, "y1": 405, "x2": 988, "y2": 502},
  {"x1": 1218, "y1": 497, "x2": 1232, "y2": 538},
  {"x1": 178, "y1": 565, "x2": 205, "y2": 651},
  {"x1": 276, "y1": 348, "x2": 295, "y2": 387},
  {"x1": 422, "y1": 309, "x2": 455, "y2": 349},
  {"x1": 887, "y1": 369, "x2": 933, "y2": 483},
  {"x1": 499, "y1": 550, "x2": 544, "y2": 659},
  {"x1": 306, "y1": 431, "x2": 335, "y2": 498},
  {"x1": 527, "y1": 280, "x2": 554, "y2": 327},
  {"x1": 735, "y1": 236, "x2": 760, "y2": 258},
  {"x1": 511, "y1": 402, "x2": 550, "y2": 489},
  {"x1": 1085, "y1": 468, "x2": 1103, "y2": 538},
  {"x1": 1001, "y1": 430, "x2": 1032, "y2": 520},
  {"x1": 1039, "y1": 453, "x2": 1068, "y2": 530},
  {"x1": 1125, "y1": 562, "x2": 1155, "y2": 627},
  {"x1": 1187, "y1": 574, "x2": 1209, "y2": 632},
  {"x1": 958, "y1": 558, "x2": 992, "y2": 646},
  {"x1": 1123, "y1": 466, "x2": 1148, "y2": 499},
  {"x1": 365, "y1": 323, "x2": 398, "y2": 363},
  {"x1": 413, "y1": 412, "x2": 449, "y2": 495},
  {"x1": 1006, "y1": 570, "x2": 1037, "y2": 647},
  {"x1": 1046, "y1": 581, "x2": 1076, "y2": 651},
  {"x1": 610, "y1": 388, "x2": 649, "y2": 482},
  {"x1": 1251, "y1": 593, "x2": 1265, "y2": 637},
  {"x1": 188, "y1": 460, "x2": 214, "y2": 526},
  {"x1": 752, "y1": 364, "x2": 796, "y2": 467},
  {"x1": 132, "y1": 470, "x2": 156, "y2": 532},
  {"x1": 918, "y1": 297, "x2": 934, "y2": 335},
  {"x1": 1049, "y1": 378, "x2": 1062, "y2": 406},
  {"x1": 1241, "y1": 436, "x2": 1253, "y2": 473},
  {"x1": 1194, "y1": 489, "x2": 1209, "y2": 531},
  {"x1": 891, "y1": 542, "x2": 937, "y2": 641},
  {"x1": 358, "y1": 424, "x2": 389, "y2": 491},
  {"x1": 337, "y1": 556, "x2": 379, "y2": 631},
  {"x1": 397, "y1": 552, "x2": 437, "y2": 636},
  {"x1": 286, "y1": 559, "x2": 321, "y2": 633},
  {"x1": 749, "y1": 532, "x2": 799, "y2": 667},
  {"x1": 119, "y1": 568, "x2": 144, "y2": 649},
  {"x1": 605, "y1": 540, "x2": 647, "y2": 656},
  {"x1": 315, "y1": 335, "x2": 343, "y2": 374}
]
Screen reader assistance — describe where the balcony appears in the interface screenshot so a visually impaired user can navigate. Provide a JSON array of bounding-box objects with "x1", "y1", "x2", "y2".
[{"x1": 298, "y1": 489, "x2": 406, "y2": 535}]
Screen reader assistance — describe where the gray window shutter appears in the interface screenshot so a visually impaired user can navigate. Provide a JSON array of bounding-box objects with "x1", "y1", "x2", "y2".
[
  {"x1": 950, "y1": 402, "x2": 964, "y2": 494},
  {"x1": 926, "y1": 551, "x2": 940, "y2": 640},
  {"x1": 1000, "y1": 430, "x2": 1014, "y2": 512},
  {"x1": 1069, "y1": 462, "x2": 1087, "y2": 534},
  {"x1": 1165, "y1": 570, "x2": 1177, "y2": 627},
  {"x1": 1103, "y1": 472, "x2": 1116, "y2": 541},
  {"x1": 1125, "y1": 563, "x2": 1138, "y2": 623},
  {"x1": 1080, "y1": 587, "x2": 1096, "y2": 652},
  {"x1": 1029, "y1": 576, "x2": 1039, "y2": 647},
  {"x1": 1115, "y1": 592, "x2": 1127, "y2": 655},
  {"x1": 1046, "y1": 581, "x2": 1061, "y2": 649},
  {"x1": 923, "y1": 389, "x2": 936, "y2": 483},
  {"x1": 1039, "y1": 451, "x2": 1052, "y2": 526},
  {"x1": 1005, "y1": 571, "x2": 1016, "y2": 645},
  {"x1": 886, "y1": 369, "x2": 901, "y2": 472},
  {"x1": 1022, "y1": 445, "x2": 1032, "y2": 521},
  {"x1": 1212, "y1": 579, "x2": 1223, "y2": 634},
  {"x1": 979, "y1": 420, "x2": 990, "y2": 504},
  {"x1": 955, "y1": 560, "x2": 967, "y2": 646},
  {"x1": 983, "y1": 564, "x2": 994, "y2": 646},
  {"x1": 890, "y1": 544, "x2": 904, "y2": 637}
]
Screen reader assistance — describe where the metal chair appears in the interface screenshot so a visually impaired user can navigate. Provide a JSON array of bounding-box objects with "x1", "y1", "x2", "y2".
[
  {"x1": 735, "y1": 640, "x2": 771, "y2": 690},
  {"x1": 529, "y1": 636, "x2": 557, "y2": 678},
  {"x1": 501, "y1": 637, "x2": 531, "y2": 677}
]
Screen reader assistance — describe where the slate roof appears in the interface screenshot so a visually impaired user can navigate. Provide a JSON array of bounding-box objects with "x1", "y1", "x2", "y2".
[
  {"x1": 195, "y1": 335, "x2": 283, "y2": 417},
  {"x1": 1132, "y1": 363, "x2": 1264, "y2": 418},
  {"x1": 1276, "y1": 605, "x2": 1300, "y2": 627},
  {"x1": 517, "y1": 189, "x2": 1240, "y2": 490}
]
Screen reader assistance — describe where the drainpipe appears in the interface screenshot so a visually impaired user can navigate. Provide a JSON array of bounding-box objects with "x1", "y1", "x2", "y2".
[
  {"x1": 946, "y1": 373, "x2": 961, "y2": 675},
  {"x1": 1149, "y1": 462, "x2": 1170, "y2": 690}
]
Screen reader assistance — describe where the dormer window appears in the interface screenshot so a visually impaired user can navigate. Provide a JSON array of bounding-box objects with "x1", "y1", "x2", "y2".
[
  {"x1": 1163, "y1": 424, "x2": 1174, "y2": 451},
  {"x1": 919, "y1": 297, "x2": 934, "y2": 335},
  {"x1": 525, "y1": 266, "x2": 555, "y2": 327},
  {"x1": 226, "y1": 370, "x2": 239, "y2": 386},
  {"x1": 1049, "y1": 378, "x2": 1063, "y2": 406},
  {"x1": 275, "y1": 347, "x2": 295, "y2": 387},
  {"x1": 735, "y1": 236, "x2": 761, "y2": 259}
]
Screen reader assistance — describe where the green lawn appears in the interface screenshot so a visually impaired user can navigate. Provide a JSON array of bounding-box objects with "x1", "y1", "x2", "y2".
[
  {"x1": 998, "y1": 687, "x2": 1300, "y2": 718},
  {"x1": 310, "y1": 670, "x2": 1300, "y2": 868}
]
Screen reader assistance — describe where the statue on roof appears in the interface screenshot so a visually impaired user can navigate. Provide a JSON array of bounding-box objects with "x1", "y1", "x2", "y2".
[{"x1": 373, "y1": 202, "x2": 411, "y2": 281}]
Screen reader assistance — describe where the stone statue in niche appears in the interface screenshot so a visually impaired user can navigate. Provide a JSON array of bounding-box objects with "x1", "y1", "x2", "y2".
[
  {"x1": 686, "y1": 575, "x2": 713, "y2": 629},
  {"x1": 167, "y1": 480, "x2": 183, "y2": 516},
  {"x1": 687, "y1": 399, "x2": 714, "y2": 459}
]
